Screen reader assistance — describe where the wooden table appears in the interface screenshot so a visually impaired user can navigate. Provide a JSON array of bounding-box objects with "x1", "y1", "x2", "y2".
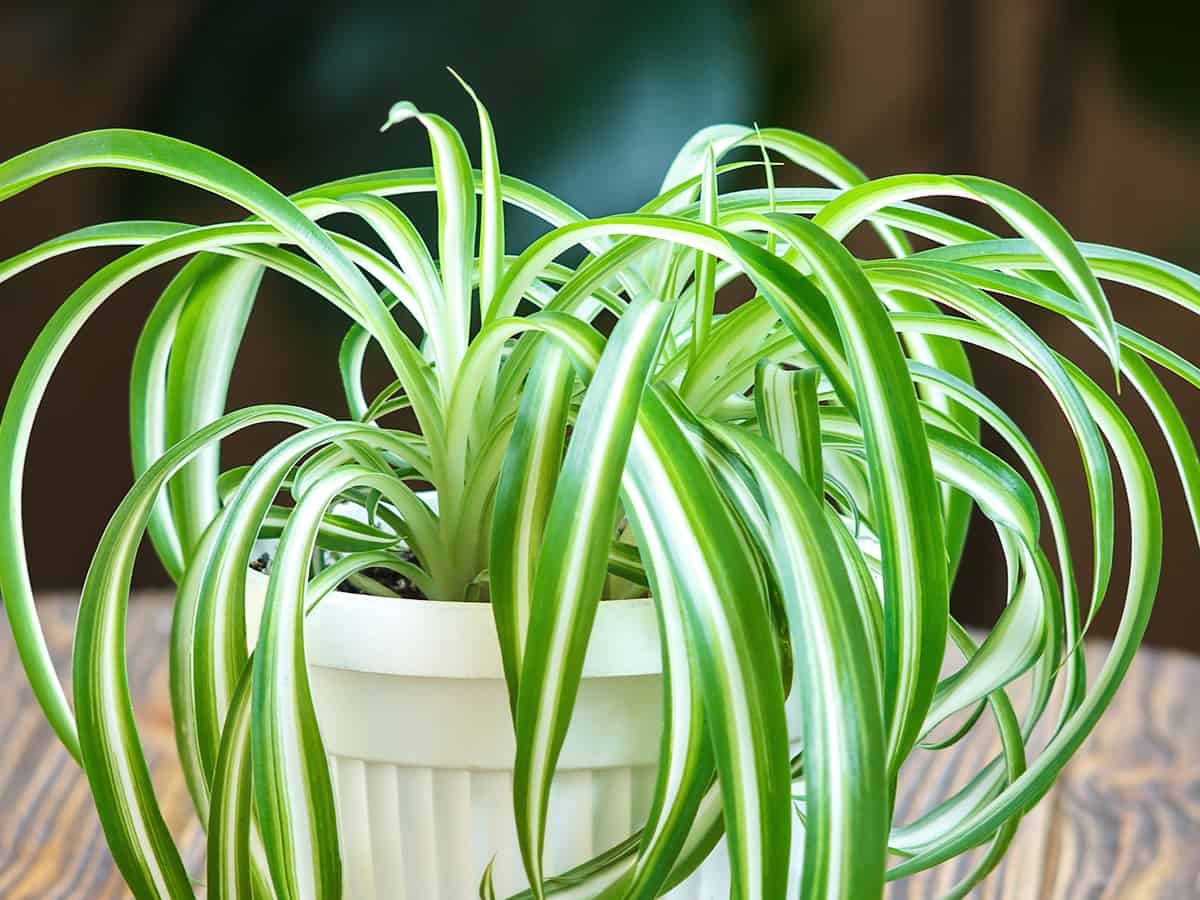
[{"x1": 2, "y1": 596, "x2": 1198, "y2": 898}]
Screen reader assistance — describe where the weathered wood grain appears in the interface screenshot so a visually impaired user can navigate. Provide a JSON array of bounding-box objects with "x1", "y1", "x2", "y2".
[
  {"x1": 1, "y1": 596, "x2": 1197, "y2": 898},
  {"x1": 0, "y1": 596, "x2": 204, "y2": 900}
]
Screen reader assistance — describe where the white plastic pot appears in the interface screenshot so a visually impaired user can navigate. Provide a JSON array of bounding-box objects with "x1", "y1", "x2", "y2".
[{"x1": 245, "y1": 569, "x2": 801, "y2": 899}]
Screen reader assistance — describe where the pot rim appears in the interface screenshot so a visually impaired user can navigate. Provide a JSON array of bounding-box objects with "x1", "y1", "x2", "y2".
[{"x1": 245, "y1": 566, "x2": 664, "y2": 680}]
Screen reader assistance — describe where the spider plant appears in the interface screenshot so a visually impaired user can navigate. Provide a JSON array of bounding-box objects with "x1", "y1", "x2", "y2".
[{"x1": 3, "y1": 73, "x2": 1200, "y2": 900}]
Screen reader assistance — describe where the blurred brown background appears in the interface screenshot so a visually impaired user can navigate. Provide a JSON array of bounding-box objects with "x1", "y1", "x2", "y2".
[{"x1": 1, "y1": 1, "x2": 1198, "y2": 648}]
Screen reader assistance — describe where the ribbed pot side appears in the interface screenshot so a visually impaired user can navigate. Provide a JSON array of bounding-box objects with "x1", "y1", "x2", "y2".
[{"x1": 245, "y1": 568, "x2": 801, "y2": 899}]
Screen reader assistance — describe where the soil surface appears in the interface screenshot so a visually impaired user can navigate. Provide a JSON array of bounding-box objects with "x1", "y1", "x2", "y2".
[{"x1": 249, "y1": 550, "x2": 428, "y2": 600}]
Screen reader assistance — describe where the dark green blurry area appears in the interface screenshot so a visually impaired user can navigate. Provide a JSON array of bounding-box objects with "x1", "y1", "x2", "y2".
[
  {"x1": 136, "y1": 0, "x2": 762, "y2": 216},
  {"x1": 1092, "y1": 0, "x2": 1200, "y2": 134},
  {"x1": 120, "y1": 0, "x2": 764, "y2": 334},
  {"x1": 1, "y1": 0, "x2": 1198, "y2": 650}
]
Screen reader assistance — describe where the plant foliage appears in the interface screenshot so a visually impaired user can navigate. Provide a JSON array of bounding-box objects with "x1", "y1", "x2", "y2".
[{"x1": 2, "y1": 75, "x2": 1197, "y2": 899}]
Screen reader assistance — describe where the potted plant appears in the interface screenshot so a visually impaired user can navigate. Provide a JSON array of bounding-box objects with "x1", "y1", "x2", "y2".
[{"x1": 3, "y1": 75, "x2": 1199, "y2": 900}]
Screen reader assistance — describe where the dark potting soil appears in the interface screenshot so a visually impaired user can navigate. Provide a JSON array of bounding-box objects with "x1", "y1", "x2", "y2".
[{"x1": 249, "y1": 550, "x2": 428, "y2": 600}]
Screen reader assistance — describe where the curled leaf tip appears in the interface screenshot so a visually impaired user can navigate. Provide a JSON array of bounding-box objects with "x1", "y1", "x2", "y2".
[
  {"x1": 478, "y1": 857, "x2": 497, "y2": 900},
  {"x1": 380, "y1": 101, "x2": 420, "y2": 133},
  {"x1": 447, "y1": 66, "x2": 476, "y2": 97}
]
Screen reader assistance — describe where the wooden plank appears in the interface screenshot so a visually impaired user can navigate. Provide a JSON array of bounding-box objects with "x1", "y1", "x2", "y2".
[
  {"x1": 1037, "y1": 648, "x2": 1200, "y2": 898},
  {"x1": 0, "y1": 596, "x2": 1197, "y2": 898},
  {"x1": 0, "y1": 595, "x2": 203, "y2": 899}
]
